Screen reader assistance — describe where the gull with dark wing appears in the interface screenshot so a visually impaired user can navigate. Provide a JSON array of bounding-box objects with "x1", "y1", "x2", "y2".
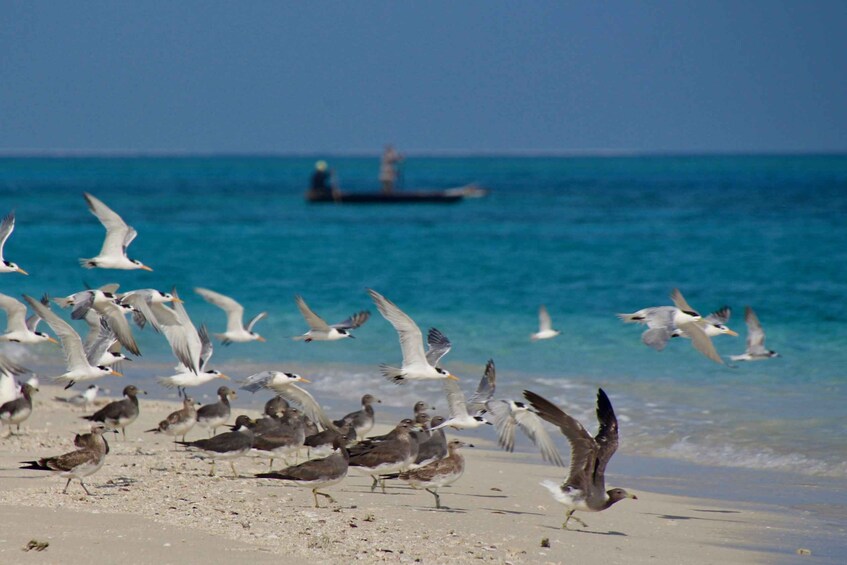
[
  {"x1": 293, "y1": 295, "x2": 369, "y2": 342},
  {"x1": 523, "y1": 388, "x2": 637, "y2": 530},
  {"x1": 396, "y1": 439, "x2": 469, "y2": 510},
  {"x1": 20, "y1": 422, "x2": 110, "y2": 495},
  {"x1": 240, "y1": 371, "x2": 338, "y2": 433},
  {"x1": 0, "y1": 382, "x2": 37, "y2": 436},
  {"x1": 178, "y1": 415, "x2": 254, "y2": 477},
  {"x1": 256, "y1": 437, "x2": 349, "y2": 507},
  {"x1": 368, "y1": 289, "x2": 459, "y2": 384},
  {"x1": 82, "y1": 384, "x2": 146, "y2": 440},
  {"x1": 194, "y1": 287, "x2": 267, "y2": 345},
  {"x1": 24, "y1": 295, "x2": 122, "y2": 389},
  {"x1": 531, "y1": 305, "x2": 561, "y2": 341},
  {"x1": 730, "y1": 306, "x2": 780, "y2": 361},
  {"x1": 146, "y1": 396, "x2": 199, "y2": 447},
  {"x1": 332, "y1": 394, "x2": 381, "y2": 440},
  {"x1": 0, "y1": 211, "x2": 27, "y2": 275},
  {"x1": 0, "y1": 292, "x2": 57, "y2": 345},
  {"x1": 79, "y1": 192, "x2": 153, "y2": 271},
  {"x1": 196, "y1": 386, "x2": 236, "y2": 436}
]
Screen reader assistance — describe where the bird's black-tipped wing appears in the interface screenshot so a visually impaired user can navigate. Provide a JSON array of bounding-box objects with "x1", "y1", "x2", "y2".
[{"x1": 592, "y1": 388, "x2": 619, "y2": 489}]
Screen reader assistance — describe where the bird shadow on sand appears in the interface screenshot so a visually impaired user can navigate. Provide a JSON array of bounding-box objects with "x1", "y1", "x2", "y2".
[
  {"x1": 539, "y1": 524, "x2": 627, "y2": 537},
  {"x1": 483, "y1": 507, "x2": 546, "y2": 517},
  {"x1": 646, "y1": 510, "x2": 746, "y2": 524}
]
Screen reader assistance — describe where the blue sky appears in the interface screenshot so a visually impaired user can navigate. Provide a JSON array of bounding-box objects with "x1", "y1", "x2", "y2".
[{"x1": 2, "y1": 1, "x2": 846, "y2": 154}]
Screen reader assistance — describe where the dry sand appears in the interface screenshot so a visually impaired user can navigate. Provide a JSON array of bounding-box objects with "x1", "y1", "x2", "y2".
[{"x1": 0, "y1": 384, "x2": 826, "y2": 564}]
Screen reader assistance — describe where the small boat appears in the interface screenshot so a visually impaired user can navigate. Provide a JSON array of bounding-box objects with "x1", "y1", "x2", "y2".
[{"x1": 305, "y1": 184, "x2": 485, "y2": 204}]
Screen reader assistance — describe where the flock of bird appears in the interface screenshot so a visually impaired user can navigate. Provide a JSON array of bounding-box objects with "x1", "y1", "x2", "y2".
[{"x1": 0, "y1": 193, "x2": 780, "y2": 529}]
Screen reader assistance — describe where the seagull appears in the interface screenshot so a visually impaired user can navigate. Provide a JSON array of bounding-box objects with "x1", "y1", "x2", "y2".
[
  {"x1": 0, "y1": 382, "x2": 37, "y2": 436},
  {"x1": 20, "y1": 422, "x2": 110, "y2": 495},
  {"x1": 367, "y1": 289, "x2": 459, "y2": 384},
  {"x1": 251, "y1": 408, "x2": 306, "y2": 469},
  {"x1": 293, "y1": 295, "x2": 369, "y2": 342},
  {"x1": 194, "y1": 287, "x2": 267, "y2": 345},
  {"x1": 523, "y1": 388, "x2": 637, "y2": 529},
  {"x1": 240, "y1": 371, "x2": 338, "y2": 432},
  {"x1": 82, "y1": 315, "x2": 129, "y2": 370},
  {"x1": 54, "y1": 289, "x2": 141, "y2": 357},
  {"x1": 23, "y1": 295, "x2": 123, "y2": 388},
  {"x1": 195, "y1": 386, "x2": 237, "y2": 436},
  {"x1": 0, "y1": 355, "x2": 30, "y2": 406},
  {"x1": 396, "y1": 440, "x2": 469, "y2": 509},
  {"x1": 411, "y1": 415, "x2": 448, "y2": 468},
  {"x1": 619, "y1": 289, "x2": 725, "y2": 364},
  {"x1": 256, "y1": 437, "x2": 349, "y2": 508},
  {"x1": 54, "y1": 384, "x2": 101, "y2": 411},
  {"x1": 485, "y1": 398, "x2": 565, "y2": 467},
  {"x1": 79, "y1": 192, "x2": 153, "y2": 271},
  {"x1": 348, "y1": 419, "x2": 416, "y2": 493},
  {"x1": 178, "y1": 415, "x2": 255, "y2": 477},
  {"x1": 730, "y1": 306, "x2": 780, "y2": 361},
  {"x1": 531, "y1": 305, "x2": 561, "y2": 341},
  {"x1": 82, "y1": 384, "x2": 146, "y2": 440},
  {"x1": 117, "y1": 288, "x2": 181, "y2": 331},
  {"x1": 332, "y1": 394, "x2": 381, "y2": 440},
  {"x1": 156, "y1": 324, "x2": 229, "y2": 397},
  {"x1": 146, "y1": 396, "x2": 199, "y2": 447},
  {"x1": 0, "y1": 211, "x2": 27, "y2": 275},
  {"x1": 430, "y1": 360, "x2": 496, "y2": 431},
  {"x1": 0, "y1": 293, "x2": 57, "y2": 345}
]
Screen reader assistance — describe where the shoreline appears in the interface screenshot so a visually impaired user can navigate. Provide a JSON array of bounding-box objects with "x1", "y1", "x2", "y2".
[{"x1": 1, "y1": 384, "x2": 843, "y2": 563}]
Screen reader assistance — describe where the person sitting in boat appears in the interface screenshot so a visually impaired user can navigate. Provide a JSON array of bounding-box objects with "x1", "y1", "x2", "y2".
[
  {"x1": 379, "y1": 145, "x2": 404, "y2": 194},
  {"x1": 309, "y1": 160, "x2": 332, "y2": 198}
]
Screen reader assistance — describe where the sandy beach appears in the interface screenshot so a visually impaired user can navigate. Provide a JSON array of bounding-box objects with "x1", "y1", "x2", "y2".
[{"x1": 0, "y1": 384, "x2": 835, "y2": 564}]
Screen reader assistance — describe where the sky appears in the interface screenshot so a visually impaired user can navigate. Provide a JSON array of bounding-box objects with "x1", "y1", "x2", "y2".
[{"x1": 1, "y1": 1, "x2": 846, "y2": 155}]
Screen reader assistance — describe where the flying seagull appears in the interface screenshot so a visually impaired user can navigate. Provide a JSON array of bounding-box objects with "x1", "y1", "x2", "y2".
[
  {"x1": 523, "y1": 388, "x2": 637, "y2": 529},
  {"x1": 194, "y1": 287, "x2": 267, "y2": 345},
  {"x1": 0, "y1": 211, "x2": 27, "y2": 275},
  {"x1": 293, "y1": 295, "x2": 369, "y2": 342},
  {"x1": 730, "y1": 306, "x2": 780, "y2": 361},
  {"x1": 79, "y1": 193, "x2": 153, "y2": 271},
  {"x1": 531, "y1": 305, "x2": 561, "y2": 341}
]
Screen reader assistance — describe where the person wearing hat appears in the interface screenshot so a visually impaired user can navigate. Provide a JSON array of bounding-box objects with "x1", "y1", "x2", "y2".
[{"x1": 310, "y1": 160, "x2": 332, "y2": 197}]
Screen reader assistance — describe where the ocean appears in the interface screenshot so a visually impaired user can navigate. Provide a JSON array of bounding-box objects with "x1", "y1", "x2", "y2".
[{"x1": 1, "y1": 154, "x2": 846, "y2": 492}]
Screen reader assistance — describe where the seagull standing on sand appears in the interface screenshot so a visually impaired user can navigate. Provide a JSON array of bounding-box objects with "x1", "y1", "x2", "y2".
[
  {"x1": 146, "y1": 396, "x2": 199, "y2": 446},
  {"x1": 194, "y1": 287, "x2": 267, "y2": 345},
  {"x1": 0, "y1": 293, "x2": 57, "y2": 345},
  {"x1": 367, "y1": 289, "x2": 459, "y2": 384},
  {"x1": 20, "y1": 422, "x2": 110, "y2": 495},
  {"x1": 23, "y1": 295, "x2": 123, "y2": 389},
  {"x1": 332, "y1": 394, "x2": 381, "y2": 440},
  {"x1": 195, "y1": 386, "x2": 237, "y2": 436},
  {"x1": 523, "y1": 388, "x2": 637, "y2": 530},
  {"x1": 0, "y1": 211, "x2": 28, "y2": 275},
  {"x1": 256, "y1": 437, "x2": 349, "y2": 508},
  {"x1": 82, "y1": 384, "x2": 146, "y2": 440},
  {"x1": 531, "y1": 305, "x2": 561, "y2": 341},
  {"x1": 396, "y1": 439, "x2": 469, "y2": 510},
  {"x1": 730, "y1": 306, "x2": 780, "y2": 361},
  {"x1": 293, "y1": 295, "x2": 370, "y2": 342},
  {"x1": 79, "y1": 193, "x2": 153, "y2": 271},
  {"x1": 178, "y1": 415, "x2": 255, "y2": 477}
]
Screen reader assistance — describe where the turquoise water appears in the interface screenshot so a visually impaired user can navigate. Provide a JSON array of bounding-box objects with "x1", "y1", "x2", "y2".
[{"x1": 1, "y1": 155, "x2": 846, "y2": 479}]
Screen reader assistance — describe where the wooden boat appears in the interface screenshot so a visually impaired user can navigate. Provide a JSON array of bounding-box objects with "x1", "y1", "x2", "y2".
[{"x1": 305, "y1": 184, "x2": 486, "y2": 204}]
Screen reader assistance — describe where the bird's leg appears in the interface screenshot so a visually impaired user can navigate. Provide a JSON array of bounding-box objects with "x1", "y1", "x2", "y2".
[
  {"x1": 314, "y1": 490, "x2": 336, "y2": 508},
  {"x1": 121, "y1": 427, "x2": 127, "y2": 441},
  {"x1": 562, "y1": 510, "x2": 587, "y2": 529},
  {"x1": 380, "y1": 477, "x2": 388, "y2": 494},
  {"x1": 230, "y1": 462, "x2": 238, "y2": 478},
  {"x1": 80, "y1": 479, "x2": 93, "y2": 496},
  {"x1": 62, "y1": 478, "x2": 72, "y2": 494},
  {"x1": 426, "y1": 488, "x2": 442, "y2": 509},
  {"x1": 268, "y1": 458, "x2": 274, "y2": 471},
  {"x1": 209, "y1": 460, "x2": 217, "y2": 477},
  {"x1": 370, "y1": 475, "x2": 379, "y2": 492}
]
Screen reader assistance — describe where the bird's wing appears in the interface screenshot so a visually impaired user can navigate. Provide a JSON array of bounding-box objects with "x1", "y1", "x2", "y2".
[
  {"x1": 239, "y1": 370, "x2": 274, "y2": 393},
  {"x1": 466, "y1": 359, "x2": 496, "y2": 413},
  {"x1": 676, "y1": 321, "x2": 724, "y2": 364},
  {"x1": 704, "y1": 306, "x2": 731, "y2": 325},
  {"x1": 46, "y1": 448, "x2": 100, "y2": 472},
  {"x1": 442, "y1": 378, "x2": 470, "y2": 419},
  {"x1": 195, "y1": 288, "x2": 245, "y2": 333},
  {"x1": 170, "y1": 290, "x2": 202, "y2": 372},
  {"x1": 425, "y1": 327, "x2": 452, "y2": 367},
  {"x1": 272, "y1": 382, "x2": 338, "y2": 432},
  {"x1": 368, "y1": 289, "x2": 427, "y2": 367},
  {"x1": 641, "y1": 327, "x2": 672, "y2": 351},
  {"x1": 85, "y1": 317, "x2": 116, "y2": 365},
  {"x1": 485, "y1": 400, "x2": 517, "y2": 452},
  {"x1": 513, "y1": 407, "x2": 566, "y2": 467},
  {"x1": 197, "y1": 324, "x2": 214, "y2": 371},
  {"x1": 744, "y1": 306, "x2": 768, "y2": 354},
  {"x1": 70, "y1": 291, "x2": 96, "y2": 321},
  {"x1": 24, "y1": 295, "x2": 90, "y2": 371},
  {"x1": 523, "y1": 389, "x2": 597, "y2": 489},
  {"x1": 84, "y1": 193, "x2": 132, "y2": 258},
  {"x1": 538, "y1": 305, "x2": 553, "y2": 332},
  {"x1": 294, "y1": 295, "x2": 331, "y2": 332},
  {"x1": 331, "y1": 310, "x2": 370, "y2": 330},
  {"x1": 24, "y1": 294, "x2": 51, "y2": 332},
  {"x1": 245, "y1": 311, "x2": 267, "y2": 333},
  {"x1": 0, "y1": 293, "x2": 27, "y2": 332},
  {"x1": 0, "y1": 353, "x2": 29, "y2": 377},
  {"x1": 670, "y1": 288, "x2": 699, "y2": 317},
  {"x1": 0, "y1": 211, "x2": 14, "y2": 256},
  {"x1": 591, "y1": 388, "x2": 619, "y2": 491},
  {"x1": 97, "y1": 301, "x2": 140, "y2": 356}
]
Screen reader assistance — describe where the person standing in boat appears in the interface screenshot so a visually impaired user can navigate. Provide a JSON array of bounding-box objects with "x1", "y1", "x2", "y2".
[
  {"x1": 379, "y1": 144, "x2": 404, "y2": 194},
  {"x1": 309, "y1": 160, "x2": 332, "y2": 198}
]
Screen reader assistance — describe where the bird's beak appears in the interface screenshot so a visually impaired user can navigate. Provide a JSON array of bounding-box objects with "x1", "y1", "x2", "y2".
[
  {"x1": 140, "y1": 265, "x2": 154, "y2": 272},
  {"x1": 140, "y1": 390, "x2": 148, "y2": 395},
  {"x1": 47, "y1": 337, "x2": 59, "y2": 344},
  {"x1": 219, "y1": 374, "x2": 231, "y2": 380},
  {"x1": 726, "y1": 329, "x2": 739, "y2": 337},
  {"x1": 298, "y1": 377, "x2": 311, "y2": 383},
  {"x1": 256, "y1": 336, "x2": 266, "y2": 342},
  {"x1": 16, "y1": 267, "x2": 29, "y2": 275},
  {"x1": 447, "y1": 374, "x2": 460, "y2": 381},
  {"x1": 111, "y1": 370, "x2": 123, "y2": 377},
  {"x1": 629, "y1": 494, "x2": 638, "y2": 500},
  {"x1": 172, "y1": 297, "x2": 184, "y2": 303}
]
